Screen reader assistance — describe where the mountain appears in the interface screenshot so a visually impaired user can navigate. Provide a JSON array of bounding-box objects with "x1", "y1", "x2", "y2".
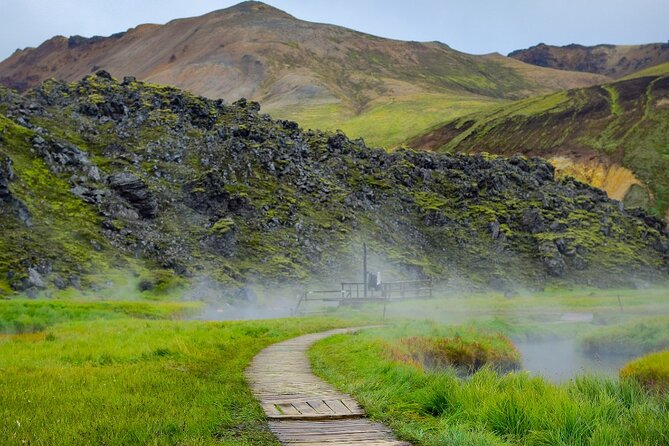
[
  {"x1": 0, "y1": 1, "x2": 609, "y2": 147},
  {"x1": 408, "y1": 74, "x2": 669, "y2": 222},
  {"x1": 0, "y1": 72, "x2": 668, "y2": 298},
  {"x1": 509, "y1": 43, "x2": 669, "y2": 78}
]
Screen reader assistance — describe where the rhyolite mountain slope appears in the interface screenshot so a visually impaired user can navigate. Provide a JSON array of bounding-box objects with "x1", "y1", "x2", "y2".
[
  {"x1": 509, "y1": 43, "x2": 669, "y2": 78},
  {"x1": 409, "y1": 75, "x2": 669, "y2": 222},
  {"x1": 0, "y1": 1, "x2": 609, "y2": 147},
  {"x1": 0, "y1": 71, "x2": 668, "y2": 297}
]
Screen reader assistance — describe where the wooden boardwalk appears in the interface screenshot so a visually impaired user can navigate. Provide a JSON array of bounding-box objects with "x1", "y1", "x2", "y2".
[{"x1": 246, "y1": 328, "x2": 410, "y2": 445}]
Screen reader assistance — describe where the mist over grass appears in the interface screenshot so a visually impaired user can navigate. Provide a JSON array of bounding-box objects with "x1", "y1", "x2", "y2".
[
  {"x1": 323, "y1": 286, "x2": 669, "y2": 384},
  {"x1": 582, "y1": 317, "x2": 669, "y2": 356}
]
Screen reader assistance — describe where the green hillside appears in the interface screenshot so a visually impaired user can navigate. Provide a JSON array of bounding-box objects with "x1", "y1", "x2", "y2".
[
  {"x1": 409, "y1": 75, "x2": 669, "y2": 220},
  {"x1": 621, "y1": 62, "x2": 669, "y2": 80},
  {"x1": 271, "y1": 92, "x2": 504, "y2": 148}
]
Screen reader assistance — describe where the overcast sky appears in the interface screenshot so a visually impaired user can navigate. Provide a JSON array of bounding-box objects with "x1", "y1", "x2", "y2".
[{"x1": 1, "y1": 0, "x2": 667, "y2": 61}]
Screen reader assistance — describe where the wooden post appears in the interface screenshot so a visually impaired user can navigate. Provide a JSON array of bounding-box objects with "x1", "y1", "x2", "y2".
[
  {"x1": 293, "y1": 292, "x2": 306, "y2": 315},
  {"x1": 363, "y1": 242, "x2": 367, "y2": 299}
]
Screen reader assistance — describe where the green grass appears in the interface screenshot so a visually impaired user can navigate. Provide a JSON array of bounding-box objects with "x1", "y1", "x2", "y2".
[
  {"x1": 0, "y1": 300, "x2": 352, "y2": 445},
  {"x1": 581, "y1": 317, "x2": 669, "y2": 356},
  {"x1": 621, "y1": 350, "x2": 669, "y2": 392},
  {"x1": 0, "y1": 299, "x2": 200, "y2": 334},
  {"x1": 268, "y1": 93, "x2": 503, "y2": 148},
  {"x1": 620, "y1": 62, "x2": 669, "y2": 80},
  {"x1": 310, "y1": 325, "x2": 669, "y2": 446},
  {"x1": 603, "y1": 85, "x2": 622, "y2": 116}
]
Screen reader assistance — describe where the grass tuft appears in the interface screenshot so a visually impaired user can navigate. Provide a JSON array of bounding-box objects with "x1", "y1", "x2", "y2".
[{"x1": 620, "y1": 350, "x2": 669, "y2": 392}]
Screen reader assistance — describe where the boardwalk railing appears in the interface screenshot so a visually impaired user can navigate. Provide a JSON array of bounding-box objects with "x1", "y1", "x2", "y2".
[
  {"x1": 340, "y1": 280, "x2": 432, "y2": 301},
  {"x1": 294, "y1": 279, "x2": 432, "y2": 315}
]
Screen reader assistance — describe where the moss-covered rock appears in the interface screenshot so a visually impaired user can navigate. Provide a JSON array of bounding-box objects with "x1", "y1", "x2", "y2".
[{"x1": 0, "y1": 72, "x2": 668, "y2": 295}]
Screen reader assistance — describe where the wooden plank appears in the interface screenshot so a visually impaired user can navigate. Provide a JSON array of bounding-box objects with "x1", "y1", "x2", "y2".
[
  {"x1": 276, "y1": 403, "x2": 300, "y2": 416},
  {"x1": 323, "y1": 399, "x2": 353, "y2": 415},
  {"x1": 292, "y1": 401, "x2": 317, "y2": 415},
  {"x1": 261, "y1": 403, "x2": 282, "y2": 417},
  {"x1": 306, "y1": 399, "x2": 335, "y2": 414},
  {"x1": 340, "y1": 398, "x2": 363, "y2": 413}
]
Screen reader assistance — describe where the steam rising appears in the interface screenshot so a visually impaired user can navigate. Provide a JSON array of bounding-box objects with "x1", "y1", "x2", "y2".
[{"x1": 181, "y1": 243, "x2": 668, "y2": 382}]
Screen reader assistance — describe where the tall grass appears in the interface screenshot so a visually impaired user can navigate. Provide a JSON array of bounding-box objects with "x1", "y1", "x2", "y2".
[
  {"x1": 310, "y1": 326, "x2": 669, "y2": 446},
  {"x1": 386, "y1": 329, "x2": 520, "y2": 374}
]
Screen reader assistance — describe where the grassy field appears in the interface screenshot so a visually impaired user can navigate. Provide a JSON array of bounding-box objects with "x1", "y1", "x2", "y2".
[
  {"x1": 268, "y1": 92, "x2": 503, "y2": 149},
  {"x1": 0, "y1": 299, "x2": 352, "y2": 445},
  {"x1": 0, "y1": 299, "x2": 198, "y2": 333},
  {"x1": 2, "y1": 287, "x2": 668, "y2": 445},
  {"x1": 621, "y1": 62, "x2": 669, "y2": 79}
]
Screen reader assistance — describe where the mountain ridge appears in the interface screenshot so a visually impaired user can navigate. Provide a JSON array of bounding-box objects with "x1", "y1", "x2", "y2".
[
  {"x1": 0, "y1": 1, "x2": 610, "y2": 150},
  {"x1": 509, "y1": 42, "x2": 669, "y2": 78}
]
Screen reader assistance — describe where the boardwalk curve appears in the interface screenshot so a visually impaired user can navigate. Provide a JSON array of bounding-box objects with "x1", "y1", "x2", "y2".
[{"x1": 246, "y1": 328, "x2": 409, "y2": 445}]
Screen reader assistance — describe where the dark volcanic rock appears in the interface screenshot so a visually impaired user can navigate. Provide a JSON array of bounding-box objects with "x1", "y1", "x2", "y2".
[
  {"x1": 520, "y1": 208, "x2": 546, "y2": 234},
  {"x1": 539, "y1": 241, "x2": 566, "y2": 277},
  {"x1": 0, "y1": 153, "x2": 32, "y2": 226},
  {"x1": 0, "y1": 153, "x2": 13, "y2": 201},
  {"x1": 108, "y1": 173, "x2": 158, "y2": 219}
]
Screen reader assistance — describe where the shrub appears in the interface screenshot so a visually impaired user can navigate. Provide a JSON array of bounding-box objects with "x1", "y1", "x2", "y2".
[{"x1": 386, "y1": 330, "x2": 521, "y2": 374}]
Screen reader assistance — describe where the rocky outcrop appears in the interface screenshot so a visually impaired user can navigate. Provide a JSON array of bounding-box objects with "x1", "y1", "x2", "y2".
[
  {"x1": 0, "y1": 153, "x2": 13, "y2": 201},
  {"x1": 0, "y1": 152, "x2": 31, "y2": 226},
  {"x1": 31, "y1": 135, "x2": 101, "y2": 180},
  {"x1": 108, "y1": 173, "x2": 158, "y2": 219}
]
